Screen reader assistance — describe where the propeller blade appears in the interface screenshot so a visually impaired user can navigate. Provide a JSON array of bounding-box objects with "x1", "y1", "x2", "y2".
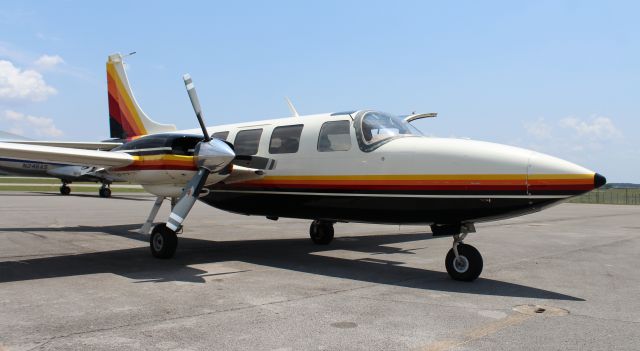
[
  {"x1": 166, "y1": 168, "x2": 210, "y2": 232},
  {"x1": 232, "y1": 155, "x2": 277, "y2": 170},
  {"x1": 183, "y1": 74, "x2": 211, "y2": 142}
]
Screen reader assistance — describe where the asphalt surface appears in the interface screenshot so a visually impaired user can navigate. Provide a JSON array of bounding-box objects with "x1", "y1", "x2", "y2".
[{"x1": 0, "y1": 192, "x2": 638, "y2": 350}]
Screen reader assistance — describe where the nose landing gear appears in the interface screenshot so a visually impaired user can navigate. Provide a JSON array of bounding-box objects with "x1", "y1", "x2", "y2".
[{"x1": 443, "y1": 225, "x2": 483, "y2": 281}]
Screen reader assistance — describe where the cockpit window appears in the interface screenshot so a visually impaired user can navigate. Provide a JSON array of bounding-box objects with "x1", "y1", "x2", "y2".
[{"x1": 355, "y1": 111, "x2": 422, "y2": 152}]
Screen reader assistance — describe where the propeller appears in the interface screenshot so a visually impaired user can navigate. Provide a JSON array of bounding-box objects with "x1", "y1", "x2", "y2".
[{"x1": 165, "y1": 75, "x2": 236, "y2": 232}]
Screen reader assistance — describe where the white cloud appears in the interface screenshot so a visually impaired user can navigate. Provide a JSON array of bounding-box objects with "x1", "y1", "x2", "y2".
[
  {"x1": 524, "y1": 118, "x2": 552, "y2": 140},
  {"x1": 525, "y1": 115, "x2": 622, "y2": 143},
  {"x1": 520, "y1": 115, "x2": 623, "y2": 155},
  {"x1": 2, "y1": 110, "x2": 63, "y2": 137},
  {"x1": 0, "y1": 60, "x2": 57, "y2": 101},
  {"x1": 34, "y1": 54, "x2": 64, "y2": 70},
  {"x1": 559, "y1": 116, "x2": 622, "y2": 140}
]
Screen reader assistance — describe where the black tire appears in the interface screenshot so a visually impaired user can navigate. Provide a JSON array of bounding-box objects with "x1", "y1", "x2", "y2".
[
  {"x1": 150, "y1": 223, "x2": 178, "y2": 259},
  {"x1": 445, "y1": 243, "x2": 483, "y2": 281},
  {"x1": 60, "y1": 186, "x2": 71, "y2": 195},
  {"x1": 99, "y1": 188, "x2": 112, "y2": 198},
  {"x1": 310, "y1": 220, "x2": 334, "y2": 245}
]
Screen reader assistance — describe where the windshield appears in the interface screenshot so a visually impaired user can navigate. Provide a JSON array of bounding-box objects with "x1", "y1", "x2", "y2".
[{"x1": 357, "y1": 111, "x2": 421, "y2": 150}]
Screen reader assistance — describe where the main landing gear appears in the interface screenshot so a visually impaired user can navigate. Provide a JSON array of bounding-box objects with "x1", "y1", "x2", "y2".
[
  {"x1": 141, "y1": 197, "x2": 180, "y2": 259},
  {"x1": 150, "y1": 223, "x2": 178, "y2": 258},
  {"x1": 309, "y1": 220, "x2": 335, "y2": 245},
  {"x1": 59, "y1": 182, "x2": 71, "y2": 195},
  {"x1": 442, "y1": 224, "x2": 483, "y2": 281},
  {"x1": 98, "y1": 183, "x2": 112, "y2": 198}
]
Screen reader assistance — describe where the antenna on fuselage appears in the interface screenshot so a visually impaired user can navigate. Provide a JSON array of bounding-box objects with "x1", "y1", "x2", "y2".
[{"x1": 285, "y1": 97, "x2": 300, "y2": 118}]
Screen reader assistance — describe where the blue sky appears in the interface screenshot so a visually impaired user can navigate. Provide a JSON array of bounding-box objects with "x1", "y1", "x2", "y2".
[{"x1": 0, "y1": 1, "x2": 638, "y2": 181}]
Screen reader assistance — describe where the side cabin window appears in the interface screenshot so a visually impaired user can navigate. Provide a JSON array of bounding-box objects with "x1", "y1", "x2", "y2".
[
  {"x1": 212, "y1": 131, "x2": 229, "y2": 141},
  {"x1": 269, "y1": 124, "x2": 303, "y2": 154},
  {"x1": 317, "y1": 120, "x2": 351, "y2": 152},
  {"x1": 234, "y1": 129, "x2": 263, "y2": 155}
]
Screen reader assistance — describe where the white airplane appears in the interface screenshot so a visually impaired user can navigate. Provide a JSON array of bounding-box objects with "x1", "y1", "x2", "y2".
[
  {"x1": 0, "y1": 131, "x2": 123, "y2": 196},
  {"x1": 0, "y1": 53, "x2": 606, "y2": 281},
  {"x1": 0, "y1": 147, "x2": 122, "y2": 197}
]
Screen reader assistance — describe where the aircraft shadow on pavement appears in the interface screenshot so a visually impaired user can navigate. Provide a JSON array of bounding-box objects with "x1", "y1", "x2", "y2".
[{"x1": 0, "y1": 224, "x2": 584, "y2": 301}]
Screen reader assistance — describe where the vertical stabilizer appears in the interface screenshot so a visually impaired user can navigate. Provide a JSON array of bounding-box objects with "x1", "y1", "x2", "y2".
[{"x1": 107, "y1": 53, "x2": 176, "y2": 139}]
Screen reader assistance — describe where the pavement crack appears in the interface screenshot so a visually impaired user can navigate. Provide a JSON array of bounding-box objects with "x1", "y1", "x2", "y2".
[
  {"x1": 23, "y1": 282, "x2": 382, "y2": 349},
  {"x1": 569, "y1": 312, "x2": 640, "y2": 325}
]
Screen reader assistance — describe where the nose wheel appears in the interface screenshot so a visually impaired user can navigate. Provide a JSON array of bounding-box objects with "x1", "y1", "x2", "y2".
[{"x1": 445, "y1": 233, "x2": 483, "y2": 281}]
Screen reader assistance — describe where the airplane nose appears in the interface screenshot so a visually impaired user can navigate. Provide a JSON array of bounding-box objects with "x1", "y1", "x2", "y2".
[
  {"x1": 527, "y1": 152, "x2": 601, "y2": 195},
  {"x1": 594, "y1": 173, "x2": 607, "y2": 189}
]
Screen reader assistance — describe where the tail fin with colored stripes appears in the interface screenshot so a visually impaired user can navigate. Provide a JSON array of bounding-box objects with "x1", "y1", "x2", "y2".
[{"x1": 107, "y1": 53, "x2": 176, "y2": 139}]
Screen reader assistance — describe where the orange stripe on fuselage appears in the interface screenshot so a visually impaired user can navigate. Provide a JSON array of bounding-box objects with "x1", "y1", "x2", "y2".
[
  {"x1": 229, "y1": 173, "x2": 595, "y2": 192},
  {"x1": 241, "y1": 173, "x2": 594, "y2": 185}
]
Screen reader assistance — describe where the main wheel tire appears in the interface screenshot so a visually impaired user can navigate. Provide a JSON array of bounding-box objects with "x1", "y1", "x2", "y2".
[
  {"x1": 150, "y1": 223, "x2": 178, "y2": 259},
  {"x1": 99, "y1": 187, "x2": 112, "y2": 198},
  {"x1": 60, "y1": 186, "x2": 71, "y2": 195},
  {"x1": 310, "y1": 220, "x2": 334, "y2": 245},
  {"x1": 445, "y1": 243, "x2": 483, "y2": 281}
]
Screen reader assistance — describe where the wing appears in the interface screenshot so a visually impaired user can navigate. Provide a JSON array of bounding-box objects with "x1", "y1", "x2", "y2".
[
  {"x1": 3, "y1": 140, "x2": 122, "y2": 150},
  {"x1": 0, "y1": 142, "x2": 133, "y2": 168}
]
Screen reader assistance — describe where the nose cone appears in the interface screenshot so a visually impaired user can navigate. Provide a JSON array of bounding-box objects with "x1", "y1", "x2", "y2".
[
  {"x1": 528, "y1": 152, "x2": 601, "y2": 195},
  {"x1": 594, "y1": 173, "x2": 607, "y2": 189},
  {"x1": 195, "y1": 139, "x2": 236, "y2": 171}
]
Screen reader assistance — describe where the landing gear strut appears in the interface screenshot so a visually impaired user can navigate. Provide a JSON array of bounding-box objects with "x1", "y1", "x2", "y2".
[
  {"x1": 59, "y1": 183, "x2": 71, "y2": 195},
  {"x1": 98, "y1": 183, "x2": 112, "y2": 198},
  {"x1": 309, "y1": 220, "x2": 334, "y2": 245},
  {"x1": 443, "y1": 224, "x2": 483, "y2": 281}
]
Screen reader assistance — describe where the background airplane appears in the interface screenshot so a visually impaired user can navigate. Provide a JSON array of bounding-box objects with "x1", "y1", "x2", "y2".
[
  {"x1": 0, "y1": 53, "x2": 606, "y2": 282},
  {"x1": 0, "y1": 133, "x2": 121, "y2": 196}
]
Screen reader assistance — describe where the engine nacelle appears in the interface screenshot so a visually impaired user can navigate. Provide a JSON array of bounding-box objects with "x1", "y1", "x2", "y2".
[{"x1": 47, "y1": 165, "x2": 86, "y2": 179}]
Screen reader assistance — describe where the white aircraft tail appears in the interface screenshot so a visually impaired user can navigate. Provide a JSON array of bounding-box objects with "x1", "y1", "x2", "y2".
[{"x1": 106, "y1": 53, "x2": 176, "y2": 139}]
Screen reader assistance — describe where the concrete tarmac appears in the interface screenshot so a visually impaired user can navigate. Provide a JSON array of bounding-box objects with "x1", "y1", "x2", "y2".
[{"x1": 0, "y1": 192, "x2": 639, "y2": 350}]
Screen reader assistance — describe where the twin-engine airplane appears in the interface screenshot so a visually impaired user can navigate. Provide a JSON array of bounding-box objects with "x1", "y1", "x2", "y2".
[
  {"x1": 0, "y1": 53, "x2": 606, "y2": 281},
  {"x1": 0, "y1": 136, "x2": 122, "y2": 197}
]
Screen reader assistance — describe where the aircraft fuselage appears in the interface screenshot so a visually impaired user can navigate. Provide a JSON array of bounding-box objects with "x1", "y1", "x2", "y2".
[{"x1": 108, "y1": 110, "x2": 602, "y2": 226}]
